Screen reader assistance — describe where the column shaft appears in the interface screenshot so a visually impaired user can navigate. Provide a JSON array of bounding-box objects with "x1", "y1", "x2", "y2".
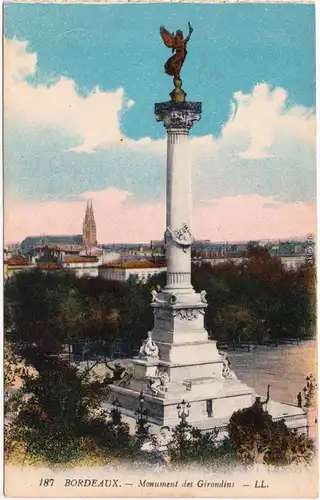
[
  {"x1": 166, "y1": 130, "x2": 192, "y2": 289},
  {"x1": 154, "y1": 102, "x2": 202, "y2": 294}
]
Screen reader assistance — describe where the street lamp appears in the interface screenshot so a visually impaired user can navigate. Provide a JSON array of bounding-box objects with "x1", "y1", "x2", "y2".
[
  {"x1": 108, "y1": 397, "x2": 123, "y2": 426},
  {"x1": 302, "y1": 374, "x2": 317, "y2": 409},
  {"x1": 177, "y1": 399, "x2": 191, "y2": 425},
  {"x1": 112, "y1": 398, "x2": 122, "y2": 410},
  {"x1": 139, "y1": 391, "x2": 145, "y2": 406},
  {"x1": 135, "y1": 391, "x2": 150, "y2": 439}
]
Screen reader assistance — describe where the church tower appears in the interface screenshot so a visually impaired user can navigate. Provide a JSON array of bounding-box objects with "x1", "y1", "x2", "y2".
[{"x1": 83, "y1": 200, "x2": 97, "y2": 247}]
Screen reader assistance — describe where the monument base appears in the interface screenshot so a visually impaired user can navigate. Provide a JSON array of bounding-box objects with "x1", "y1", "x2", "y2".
[
  {"x1": 110, "y1": 382, "x2": 253, "y2": 428},
  {"x1": 104, "y1": 396, "x2": 308, "y2": 439},
  {"x1": 109, "y1": 341, "x2": 307, "y2": 433},
  {"x1": 109, "y1": 289, "x2": 307, "y2": 434}
]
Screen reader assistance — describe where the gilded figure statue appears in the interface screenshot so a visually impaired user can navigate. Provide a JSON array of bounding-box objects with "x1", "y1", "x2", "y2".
[{"x1": 160, "y1": 22, "x2": 193, "y2": 102}]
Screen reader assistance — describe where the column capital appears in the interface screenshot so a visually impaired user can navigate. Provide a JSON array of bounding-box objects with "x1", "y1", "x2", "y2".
[{"x1": 155, "y1": 101, "x2": 202, "y2": 132}]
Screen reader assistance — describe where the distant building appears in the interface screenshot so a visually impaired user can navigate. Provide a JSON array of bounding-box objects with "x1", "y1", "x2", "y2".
[
  {"x1": 37, "y1": 263, "x2": 62, "y2": 273},
  {"x1": 83, "y1": 200, "x2": 97, "y2": 248},
  {"x1": 99, "y1": 259, "x2": 166, "y2": 282},
  {"x1": 19, "y1": 201, "x2": 99, "y2": 256},
  {"x1": 6, "y1": 242, "x2": 21, "y2": 252},
  {"x1": 4, "y1": 256, "x2": 37, "y2": 280},
  {"x1": 278, "y1": 255, "x2": 307, "y2": 270},
  {"x1": 20, "y1": 235, "x2": 83, "y2": 254},
  {"x1": 192, "y1": 254, "x2": 308, "y2": 270},
  {"x1": 61, "y1": 255, "x2": 100, "y2": 278}
]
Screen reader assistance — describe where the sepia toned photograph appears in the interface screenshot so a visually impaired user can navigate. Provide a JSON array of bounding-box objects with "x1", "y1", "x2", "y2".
[{"x1": 3, "y1": 0, "x2": 317, "y2": 497}]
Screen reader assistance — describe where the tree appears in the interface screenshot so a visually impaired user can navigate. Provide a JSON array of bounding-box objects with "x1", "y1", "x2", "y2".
[
  {"x1": 5, "y1": 352, "x2": 111, "y2": 463},
  {"x1": 218, "y1": 305, "x2": 257, "y2": 348},
  {"x1": 4, "y1": 340, "x2": 21, "y2": 416},
  {"x1": 228, "y1": 401, "x2": 314, "y2": 466},
  {"x1": 5, "y1": 270, "x2": 121, "y2": 362},
  {"x1": 166, "y1": 421, "x2": 236, "y2": 465},
  {"x1": 4, "y1": 270, "x2": 132, "y2": 465},
  {"x1": 4, "y1": 260, "x2": 315, "y2": 465},
  {"x1": 191, "y1": 249, "x2": 315, "y2": 345}
]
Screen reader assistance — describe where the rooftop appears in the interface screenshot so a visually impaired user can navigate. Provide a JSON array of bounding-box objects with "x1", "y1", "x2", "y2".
[
  {"x1": 100, "y1": 260, "x2": 167, "y2": 269},
  {"x1": 79, "y1": 246, "x2": 104, "y2": 257},
  {"x1": 6, "y1": 258, "x2": 33, "y2": 267},
  {"x1": 63, "y1": 256, "x2": 98, "y2": 264},
  {"x1": 21, "y1": 235, "x2": 83, "y2": 248},
  {"x1": 37, "y1": 263, "x2": 61, "y2": 270}
]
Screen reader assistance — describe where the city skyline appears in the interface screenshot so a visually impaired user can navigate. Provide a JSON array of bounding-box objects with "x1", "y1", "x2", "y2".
[{"x1": 4, "y1": 3, "x2": 316, "y2": 244}]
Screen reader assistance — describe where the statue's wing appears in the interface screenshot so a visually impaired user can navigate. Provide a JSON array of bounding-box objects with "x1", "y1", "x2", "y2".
[{"x1": 160, "y1": 26, "x2": 176, "y2": 48}]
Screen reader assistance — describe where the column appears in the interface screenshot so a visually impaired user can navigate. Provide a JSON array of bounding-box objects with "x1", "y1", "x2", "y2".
[{"x1": 155, "y1": 102, "x2": 202, "y2": 293}]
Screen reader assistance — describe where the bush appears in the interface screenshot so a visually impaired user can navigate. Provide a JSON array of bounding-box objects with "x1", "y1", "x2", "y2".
[
  {"x1": 167, "y1": 421, "x2": 236, "y2": 465},
  {"x1": 228, "y1": 401, "x2": 315, "y2": 466}
]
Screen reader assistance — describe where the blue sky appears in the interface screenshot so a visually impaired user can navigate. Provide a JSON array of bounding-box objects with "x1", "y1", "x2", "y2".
[
  {"x1": 5, "y1": 3, "x2": 315, "y2": 139},
  {"x1": 4, "y1": 3, "x2": 316, "y2": 242}
]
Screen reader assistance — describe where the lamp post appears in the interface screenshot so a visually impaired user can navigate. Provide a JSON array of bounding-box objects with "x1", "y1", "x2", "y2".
[
  {"x1": 135, "y1": 391, "x2": 150, "y2": 439},
  {"x1": 301, "y1": 374, "x2": 317, "y2": 438},
  {"x1": 303, "y1": 374, "x2": 317, "y2": 409},
  {"x1": 176, "y1": 399, "x2": 191, "y2": 425},
  {"x1": 303, "y1": 386, "x2": 308, "y2": 406},
  {"x1": 109, "y1": 397, "x2": 122, "y2": 426}
]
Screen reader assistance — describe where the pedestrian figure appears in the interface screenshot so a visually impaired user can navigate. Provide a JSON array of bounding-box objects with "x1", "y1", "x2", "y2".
[{"x1": 297, "y1": 392, "x2": 302, "y2": 408}]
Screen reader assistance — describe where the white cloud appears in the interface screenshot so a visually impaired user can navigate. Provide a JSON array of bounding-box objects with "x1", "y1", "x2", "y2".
[
  {"x1": 195, "y1": 83, "x2": 315, "y2": 160},
  {"x1": 4, "y1": 38, "x2": 37, "y2": 84},
  {"x1": 6, "y1": 38, "x2": 315, "y2": 161},
  {"x1": 4, "y1": 38, "x2": 128, "y2": 152},
  {"x1": 4, "y1": 36, "x2": 316, "y2": 223}
]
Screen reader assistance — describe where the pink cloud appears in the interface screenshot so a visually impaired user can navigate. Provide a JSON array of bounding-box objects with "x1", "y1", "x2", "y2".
[
  {"x1": 194, "y1": 195, "x2": 316, "y2": 242},
  {"x1": 5, "y1": 190, "x2": 316, "y2": 244}
]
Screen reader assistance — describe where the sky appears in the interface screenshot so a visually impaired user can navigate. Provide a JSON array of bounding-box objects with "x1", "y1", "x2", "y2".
[{"x1": 4, "y1": 3, "x2": 316, "y2": 243}]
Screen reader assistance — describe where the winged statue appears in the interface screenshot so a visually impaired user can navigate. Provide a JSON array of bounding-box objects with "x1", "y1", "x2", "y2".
[{"x1": 160, "y1": 22, "x2": 193, "y2": 83}]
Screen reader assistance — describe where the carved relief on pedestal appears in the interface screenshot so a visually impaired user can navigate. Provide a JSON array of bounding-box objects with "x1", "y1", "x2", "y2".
[
  {"x1": 139, "y1": 331, "x2": 159, "y2": 359},
  {"x1": 151, "y1": 289, "x2": 158, "y2": 303},
  {"x1": 152, "y1": 293, "x2": 177, "y2": 312},
  {"x1": 151, "y1": 289, "x2": 167, "y2": 305},
  {"x1": 172, "y1": 308, "x2": 205, "y2": 320},
  {"x1": 153, "y1": 308, "x2": 160, "y2": 318},
  {"x1": 153, "y1": 308, "x2": 168, "y2": 322},
  {"x1": 147, "y1": 366, "x2": 170, "y2": 396},
  {"x1": 200, "y1": 290, "x2": 207, "y2": 304},
  {"x1": 169, "y1": 293, "x2": 178, "y2": 305},
  {"x1": 221, "y1": 358, "x2": 238, "y2": 381},
  {"x1": 164, "y1": 224, "x2": 193, "y2": 252}
]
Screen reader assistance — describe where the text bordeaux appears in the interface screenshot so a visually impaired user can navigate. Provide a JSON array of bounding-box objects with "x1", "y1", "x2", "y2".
[{"x1": 64, "y1": 479, "x2": 120, "y2": 487}]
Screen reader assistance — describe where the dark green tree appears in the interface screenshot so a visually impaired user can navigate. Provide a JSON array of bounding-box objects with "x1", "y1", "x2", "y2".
[{"x1": 228, "y1": 401, "x2": 314, "y2": 466}]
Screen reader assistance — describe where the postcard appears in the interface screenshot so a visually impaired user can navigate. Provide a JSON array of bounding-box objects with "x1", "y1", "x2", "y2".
[{"x1": 3, "y1": 0, "x2": 318, "y2": 497}]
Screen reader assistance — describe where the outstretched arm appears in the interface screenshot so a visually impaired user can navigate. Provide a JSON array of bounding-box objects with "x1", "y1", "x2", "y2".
[
  {"x1": 184, "y1": 21, "x2": 194, "y2": 43},
  {"x1": 262, "y1": 384, "x2": 270, "y2": 405}
]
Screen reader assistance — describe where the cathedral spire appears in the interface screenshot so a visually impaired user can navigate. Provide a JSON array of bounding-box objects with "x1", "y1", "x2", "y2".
[{"x1": 83, "y1": 199, "x2": 97, "y2": 247}]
